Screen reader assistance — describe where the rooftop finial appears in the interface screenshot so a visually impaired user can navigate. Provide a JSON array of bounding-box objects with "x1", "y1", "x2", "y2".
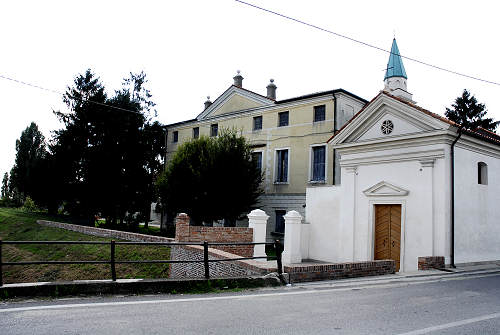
[
  {"x1": 233, "y1": 70, "x2": 243, "y2": 87},
  {"x1": 266, "y1": 78, "x2": 277, "y2": 100},
  {"x1": 204, "y1": 96, "x2": 212, "y2": 110}
]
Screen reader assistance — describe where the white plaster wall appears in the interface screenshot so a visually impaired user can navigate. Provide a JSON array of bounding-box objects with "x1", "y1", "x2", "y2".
[
  {"x1": 305, "y1": 185, "x2": 342, "y2": 262},
  {"x1": 338, "y1": 144, "x2": 448, "y2": 271},
  {"x1": 454, "y1": 145, "x2": 500, "y2": 263}
]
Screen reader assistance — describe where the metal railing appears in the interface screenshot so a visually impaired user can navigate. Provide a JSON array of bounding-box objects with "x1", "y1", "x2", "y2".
[{"x1": 0, "y1": 239, "x2": 284, "y2": 286}]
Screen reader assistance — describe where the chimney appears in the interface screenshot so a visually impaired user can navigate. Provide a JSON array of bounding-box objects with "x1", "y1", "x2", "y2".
[
  {"x1": 204, "y1": 96, "x2": 212, "y2": 110},
  {"x1": 266, "y1": 79, "x2": 277, "y2": 100},
  {"x1": 233, "y1": 70, "x2": 243, "y2": 87}
]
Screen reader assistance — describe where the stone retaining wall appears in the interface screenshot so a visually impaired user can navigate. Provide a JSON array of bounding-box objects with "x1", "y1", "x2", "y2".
[
  {"x1": 37, "y1": 220, "x2": 174, "y2": 242},
  {"x1": 169, "y1": 245, "x2": 268, "y2": 279},
  {"x1": 284, "y1": 260, "x2": 395, "y2": 283},
  {"x1": 175, "y1": 213, "x2": 253, "y2": 257}
]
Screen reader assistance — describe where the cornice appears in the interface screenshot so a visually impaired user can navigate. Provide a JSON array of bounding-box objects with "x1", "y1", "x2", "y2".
[
  {"x1": 340, "y1": 148, "x2": 445, "y2": 167},
  {"x1": 335, "y1": 130, "x2": 452, "y2": 154}
]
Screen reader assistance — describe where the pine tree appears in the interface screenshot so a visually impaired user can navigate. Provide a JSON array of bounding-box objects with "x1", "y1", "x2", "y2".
[
  {"x1": 445, "y1": 89, "x2": 499, "y2": 131},
  {"x1": 1, "y1": 172, "x2": 9, "y2": 199}
]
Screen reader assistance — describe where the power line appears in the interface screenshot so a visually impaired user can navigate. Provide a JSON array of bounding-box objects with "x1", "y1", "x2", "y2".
[
  {"x1": 0, "y1": 73, "x2": 144, "y2": 115},
  {"x1": 235, "y1": 0, "x2": 500, "y2": 87}
]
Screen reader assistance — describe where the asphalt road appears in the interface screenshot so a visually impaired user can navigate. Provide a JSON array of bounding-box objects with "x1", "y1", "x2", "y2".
[{"x1": 1, "y1": 273, "x2": 499, "y2": 334}]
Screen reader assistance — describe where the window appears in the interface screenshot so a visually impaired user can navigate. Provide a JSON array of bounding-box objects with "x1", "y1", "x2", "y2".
[
  {"x1": 275, "y1": 210, "x2": 286, "y2": 234},
  {"x1": 478, "y1": 162, "x2": 488, "y2": 185},
  {"x1": 314, "y1": 105, "x2": 326, "y2": 122},
  {"x1": 210, "y1": 124, "x2": 218, "y2": 137},
  {"x1": 173, "y1": 131, "x2": 178, "y2": 143},
  {"x1": 275, "y1": 149, "x2": 288, "y2": 183},
  {"x1": 252, "y1": 152, "x2": 263, "y2": 173},
  {"x1": 311, "y1": 146, "x2": 326, "y2": 181},
  {"x1": 278, "y1": 111, "x2": 289, "y2": 127},
  {"x1": 253, "y1": 116, "x2": 262, "y2": 131},
  {"x1": 193, "y1": 127, "x2": 199, "y2": 139}
]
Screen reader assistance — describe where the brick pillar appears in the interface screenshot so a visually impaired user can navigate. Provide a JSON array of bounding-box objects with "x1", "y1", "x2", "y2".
[
  {"x1": 282, "y1": 210, "x2": 302, "y2": 264},
  {"x1": 175, "y1": 213, "x2": 190, "y2": 242},
  {"x1": 248, "y1": 209, "x2": 269, "y2": 259}
]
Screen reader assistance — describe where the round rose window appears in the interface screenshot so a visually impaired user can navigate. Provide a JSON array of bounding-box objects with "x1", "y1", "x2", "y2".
[{"x1": 381, "y1": 120, "x2": 394, "y2": 135}]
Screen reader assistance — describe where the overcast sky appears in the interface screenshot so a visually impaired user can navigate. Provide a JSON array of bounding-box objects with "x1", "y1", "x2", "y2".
[{"x1": 1, "y1": 0, "x2": 499, "y2": 178}]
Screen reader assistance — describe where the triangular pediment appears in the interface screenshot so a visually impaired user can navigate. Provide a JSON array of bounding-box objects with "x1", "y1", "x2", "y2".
[
  {"x1": 329, "y1": 93, "x2": 452, "y2": 145},
  {"x1": 197, "y1": 86, "x2": 273, "y2": 120},
  {"x1": 363, "y1": 181, "x2": 409, "y2": 197},
  {"x1": 356, "y1": 111, "x2": 423, "y2": 141}
]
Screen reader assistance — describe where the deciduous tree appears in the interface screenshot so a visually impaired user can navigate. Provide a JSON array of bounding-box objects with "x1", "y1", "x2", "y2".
[
  {"x1": 157, "y1": 130, "x2": 263, "y2": 226},
  {"x1": 9, "y1": 122, "x2": 48, "y2": 206}
]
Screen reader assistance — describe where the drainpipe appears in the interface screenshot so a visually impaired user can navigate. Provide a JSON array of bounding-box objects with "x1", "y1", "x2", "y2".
[
  {"x1": 333, "y1": 93, "x2": 338, "y2": 185},
  {"x1": 450, "y1": 126, "x2": 462, "y2": 268},
  {"x1": 333, "y1": 93, "x2": 338, "y2": 132},
  {"x1": 163, "y1": 128, "x2": 168, "y2": 170}
]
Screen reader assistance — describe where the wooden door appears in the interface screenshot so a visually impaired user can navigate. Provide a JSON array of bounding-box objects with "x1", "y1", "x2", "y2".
[{"x1": 374, "y1": 205, "x2": 401, "y2": 271}]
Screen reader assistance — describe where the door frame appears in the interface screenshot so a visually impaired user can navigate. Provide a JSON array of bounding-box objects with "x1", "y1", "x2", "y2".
[{"x1": 368, "y1": 199, "x2": 406, "y2": 272}]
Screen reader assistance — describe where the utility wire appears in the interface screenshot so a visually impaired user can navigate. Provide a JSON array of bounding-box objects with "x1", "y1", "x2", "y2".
[
  {"x1": 235, "y1": 0, "x2": 500, "y2": 87},
  {"x1": 0, "y1": 73, "x2": 144, "y2": 115}
]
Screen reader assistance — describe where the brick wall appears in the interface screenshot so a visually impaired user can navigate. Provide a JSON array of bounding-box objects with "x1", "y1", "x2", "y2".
[
  {"x1": 175, "y1": 213, "x2": 254, "y2": 257},
  {"x1": 284, "y1": 260, "x2": 395, "y2": 283},
  {"x1": 37, "y1": 220, "x2": 174, "y2": 243},
  {"x1": 418, "y1": 256, "x2": 445, "y2": 270}
]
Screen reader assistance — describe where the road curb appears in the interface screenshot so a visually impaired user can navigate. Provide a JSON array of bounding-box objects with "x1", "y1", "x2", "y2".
[
  {"x1": 290, "y1": 268, "x2": 500, "y2": 289},
  {"x1": 0, "y1": 276, "x2": 282, "y2": 300}
]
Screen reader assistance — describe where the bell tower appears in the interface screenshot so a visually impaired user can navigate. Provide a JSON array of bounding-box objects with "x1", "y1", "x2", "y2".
[{"x1": 384, "y1": 39, "x2": 413, "y2": 101}]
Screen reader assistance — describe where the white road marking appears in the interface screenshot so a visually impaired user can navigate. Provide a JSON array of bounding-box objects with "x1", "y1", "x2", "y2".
[
  {"x1": 397, "y1": 312, "x2": 500, "y2": 335},
  {"x1": 0, "y1": 273, "x2": 497, "y2": 314}
]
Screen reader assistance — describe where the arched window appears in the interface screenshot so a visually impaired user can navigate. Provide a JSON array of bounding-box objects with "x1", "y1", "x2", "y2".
[{"x1": 478, "y1": 162, "x2": 488, "y2": 185}]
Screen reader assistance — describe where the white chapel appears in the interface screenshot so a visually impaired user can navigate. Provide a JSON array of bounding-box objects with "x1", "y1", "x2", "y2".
[{"x1": 302, "y1": 39, "x2": 500, "y2": 272}]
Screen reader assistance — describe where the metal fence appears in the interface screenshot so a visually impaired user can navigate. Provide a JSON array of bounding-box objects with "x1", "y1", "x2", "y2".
[{"x1": 0, "y1": 239, "x2": 284, "y2": 286}]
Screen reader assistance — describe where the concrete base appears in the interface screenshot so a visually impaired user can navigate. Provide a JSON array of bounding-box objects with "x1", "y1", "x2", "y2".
[{"x1": 0, "y1": 276, "x2": 282, "y2": 300}]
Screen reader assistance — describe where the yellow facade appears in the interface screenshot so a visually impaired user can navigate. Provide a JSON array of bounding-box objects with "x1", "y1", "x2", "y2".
[{"x1": 165, "y1": 82, "x2": 366, "y2": 234}]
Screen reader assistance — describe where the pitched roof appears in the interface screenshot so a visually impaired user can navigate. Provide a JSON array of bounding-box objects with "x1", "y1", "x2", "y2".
[
  {"x1": 327, "y1": 91, "x2": 499, "y2": 146},
  {"x1": 276, "y1": 88, "x2": 368, "y2": 105},
  {"x1": 384, "y1": 39, "x2": 408, "y2": 80}
]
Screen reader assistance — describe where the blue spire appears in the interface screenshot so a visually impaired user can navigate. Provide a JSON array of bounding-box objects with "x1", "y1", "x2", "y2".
[{"x1": 384, "y1": 38, "x2": 407, "y2": 80}]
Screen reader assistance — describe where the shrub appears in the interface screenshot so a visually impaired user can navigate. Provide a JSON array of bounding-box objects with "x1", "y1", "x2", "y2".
[{"x1": 22, "y1": 196, "x2": 38, "y2": 212}]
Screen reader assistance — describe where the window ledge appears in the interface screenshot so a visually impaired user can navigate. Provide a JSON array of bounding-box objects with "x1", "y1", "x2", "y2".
[
  {"x1": 309, "y1": 180, "x2": 326, "y2": 185},
  {"x1": 274, "y1": 182, "x2": 289, "y2": 185}
]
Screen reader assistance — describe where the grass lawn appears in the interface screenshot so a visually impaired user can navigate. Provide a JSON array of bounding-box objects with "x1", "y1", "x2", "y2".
[{"x1": 0, "y1": 208, "x2": 170, "y2": 284}]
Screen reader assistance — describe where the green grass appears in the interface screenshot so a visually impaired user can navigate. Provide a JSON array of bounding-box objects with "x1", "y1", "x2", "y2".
[{"x1": 0, "y1": 208, "x2": 170, "y2": 284}]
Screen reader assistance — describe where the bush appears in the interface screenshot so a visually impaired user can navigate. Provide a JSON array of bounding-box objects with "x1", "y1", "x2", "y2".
[{"x1": 22, "y1": 196, "x2": 38, "y2": 212}]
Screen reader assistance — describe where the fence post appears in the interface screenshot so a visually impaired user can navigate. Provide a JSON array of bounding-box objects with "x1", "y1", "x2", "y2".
[
  {"x1": 274, "y1": 239, "x2": 284, "y2": 275},
  {"x1": 248, "y1": 209, "x2": 269, "y2": 259},
  {"x1": 203, "y1": 241, "x2": 210, "y2": 279},
  {"x1": 282, "y1": 210, "x2": 303, "y2": 264},
  {"x1": 110, "y1": 240, "x2": 116, "y2": 281},
  {"x1": 0, "y1": 239, "x2": 3, "y2": 287}
]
